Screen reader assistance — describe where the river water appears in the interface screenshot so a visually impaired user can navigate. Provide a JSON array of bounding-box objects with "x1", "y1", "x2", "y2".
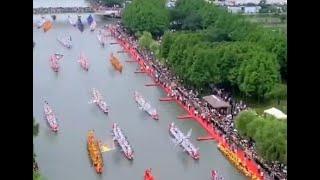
[{"x1": 33, "y1": 1, "x2": 246, "y2": 180}]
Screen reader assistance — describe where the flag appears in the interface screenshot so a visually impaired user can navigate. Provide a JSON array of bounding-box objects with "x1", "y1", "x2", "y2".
[
  {"x1": 87, "y1": 14, "x2": 93, "y2": 25},
  {"x1": 77, "y1": 17, "x2": 84, "y2": 32},
  {"x1": 100, "y1": 144, "x2": 112, "y2": 152}
]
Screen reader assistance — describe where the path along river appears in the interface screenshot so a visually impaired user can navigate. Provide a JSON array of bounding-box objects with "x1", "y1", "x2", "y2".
[{"x1": 33, "y1": 5, "x2": 247, "y2": 180}]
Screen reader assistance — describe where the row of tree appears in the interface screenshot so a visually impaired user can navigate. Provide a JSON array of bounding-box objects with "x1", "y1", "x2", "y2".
[
  {"x1": 122, "y1": 0, "x2": 287, "y2": 100},
  {"x1": 161, "y1": 32, "x2": 281, "y2": 100},
  {"x1": 138, "y1": 31, "x2": 161, "y2": 58},
  {"x1": 235, "y1": 110, "x2": 287, "y2": 164}
]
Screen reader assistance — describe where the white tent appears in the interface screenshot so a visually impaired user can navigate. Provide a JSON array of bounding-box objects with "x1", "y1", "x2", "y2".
[{"x1": 264, "y1": 107, "x2": 287, "y2": 120}]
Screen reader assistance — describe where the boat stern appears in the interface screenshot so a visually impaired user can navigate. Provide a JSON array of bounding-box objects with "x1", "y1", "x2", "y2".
[
  {"x1": 193, "y1": 151, "x2": 200, "y2": 160},
  {"x1": 152, "y1": 114, "x2": 159, "y2": 120},
  {"x1": 52, "y1": 126, "x2": 59, "y2": 132},
  {"x1": 95, "y1": 165, "x2": 103, "y2": 174}
]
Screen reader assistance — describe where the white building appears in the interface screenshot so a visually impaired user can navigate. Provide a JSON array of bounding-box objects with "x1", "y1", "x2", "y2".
[
  {"x1": 166, "y1": 0, "x2": 176, "y2": 8},
  {"x1": 266, "y1": 0, "x2": 287, "y2": 5},
  {"x1": 227, "y1": 6, "x2": 243, "y2": 13},
  {"x1": 227, "y1": 6, "x2": 261, "y2": 14},
  {"x1": 244, "y1": 6, "x2": 261, "y2": 13}
]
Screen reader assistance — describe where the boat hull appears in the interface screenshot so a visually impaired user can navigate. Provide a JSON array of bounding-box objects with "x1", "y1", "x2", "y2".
[
  {"x1": 57, "y1": 38, "x2": 72, "y2": 49},
  {"x1": 90, "y1": 21, "x2": 97, "y2": 31},
  {"x1": 134, "y1": 92, "x2": 159, "y2": 120},
  {"x1": 44, "y1": 103, "x2": 59, "y2": 132},
  {"x1": 87, "y1": 130, "x2": 104, "y2": 174},
  {"x1": 169, "y1": 123, "x2": 200, "y2": 160},
  {"x1": 144, "y1": 170, "x2": 154, "y2": 180},
  {"x1": 110, "y1": 54, "x2": 123, "y2": 73},
  {"x1": 112, "y1": 123, "x2": 134, "y2": 160},
  {"x1": 79, "y1": 54, "x2": 89, "y2": 71}
]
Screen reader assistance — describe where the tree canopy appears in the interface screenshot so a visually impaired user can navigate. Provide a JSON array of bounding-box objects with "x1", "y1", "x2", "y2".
[
  {"x1": 161, "y1": 32, "x2": 281, "y2": 99},
  {"x1": 122, "y1": 0, "x2": 169, "y2": 36},
  {"x1": 235, "y1": 110, "x2": 287, "y2": 164}
]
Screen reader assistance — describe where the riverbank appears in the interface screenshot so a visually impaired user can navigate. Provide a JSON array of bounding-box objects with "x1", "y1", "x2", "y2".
[{"x1": 108, "y1": 23, "x2": 287, "y2": 180}]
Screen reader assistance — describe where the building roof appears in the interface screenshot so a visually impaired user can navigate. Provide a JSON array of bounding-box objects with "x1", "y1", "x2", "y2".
[
  {"x1": 202, "y1": 95, "x2": 231, "y2": 109},
  {"x1": 264, "y1": 107, "x2": 287, "y2": 119}
]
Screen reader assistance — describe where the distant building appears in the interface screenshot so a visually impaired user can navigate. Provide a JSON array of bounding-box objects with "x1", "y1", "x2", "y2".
[
  {"x1": 244, "y1": 6, "x2": 261, "y2": 13},
  {"x1": 166, "y1": 1, "x2": 176, "y2": 8},
  {"x1": 266, "y1": 0, "x2": 287, "y2": 5},
  {"x1": 214, "y1": 0, "x2": 287, "y2": 5},
  {"x1": 227, "y1": 6, "x2": 243, "y2": 13},
  {"x1": 166, "y1": 0, "x2": 176, "y2": 8},
  {"x1": 227, "y1": 5, "x2": 261, "y2": 14}
]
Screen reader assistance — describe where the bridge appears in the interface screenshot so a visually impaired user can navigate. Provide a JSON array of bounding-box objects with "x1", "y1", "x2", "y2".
[{"x1": 33, "y1": 7, "x2": 122, "y2": 17}]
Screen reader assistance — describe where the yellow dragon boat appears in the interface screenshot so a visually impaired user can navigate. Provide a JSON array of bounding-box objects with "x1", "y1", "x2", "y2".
[
  {"x1": 110, "y1": 53, "x2": 123, "y2": 73},
  {"x1": 218, "y1": 144, "x2": 259, "y2": 180},
  {"x1": 43, "y1": 20, "x2": 52, "y2": 32},
  {"x1": 87, "y1": 130, "x2": 104, "y2": 174}
]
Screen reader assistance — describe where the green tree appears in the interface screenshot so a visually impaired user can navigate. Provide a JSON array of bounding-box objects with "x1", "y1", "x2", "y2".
[
  {"x1": 149, "y1": 41, "x2": 160, "y2": 57},
  {"x1": 138, "y1": 31, "x2": 153, "y2": 50},
  {"x1": 122, "y1": 0, "x2": 170, "y2": 36},
  {"x1": 235, "y1": 111, "x2": 287, "y2": 164},
  {"x1": 266, "y1": 83, "x2": 287, "y2": 104},
  {"x1": 154, "y1": 0, "x2": 287, "y2": 99},
  {"x1": 246, "y1": 116, "x2": 266, "y2": 138},
  {"x1": 254, "y1": 117, "x2": 287, "y2": 163},
  {"x1": 249, "y1": 29, "x2": 287, "y2": 81},
  {"x1": 170, "y1": 0, "x2": 207, "y2": 30},
  {"x1": 236, "y1": 48, "x2": 280, "y2": 100},
  {"x1": 181, "y1": 12, "x2": 203, "y2": 31},
  {"x1": 160, "y1": 31, "x2": 177, "y2": 59},
  {"x1": 235, "y1": 110, "x2": 257, "y2": 136},
  {"x1": 204, "y1": 26, "x2": 232, "y2": 42},
  {"x1": 167, "y1": 33, "x2": 203, "y2": 68}
]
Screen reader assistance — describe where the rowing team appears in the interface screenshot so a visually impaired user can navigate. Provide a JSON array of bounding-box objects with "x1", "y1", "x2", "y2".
[
  {"x1": 44, "y1": 101, "x2": 59, "y2": 132},
  {"x1": 50, "y1": 53, "x2": 63, "y2": 72},
  {"x1": 97, "y1": 29, "x2": 107, "y2": 46},
  {"x1": 211, "y1": 170, "x2": 223, "y2": 180},
  {"x1": 144, "y1": 168, "x2": 154, "y2": 180},
  {"x1": 68, "y1": 15, "x2": 96, "y2": 31},
  {"x1": 169, "y1": 122, "x2": 200, "y2": 160},
  {"x1": 112, "y1": 123, "x2": 134, "y2": 160},
  {"x1": 134, "y1": 91, "x2": 159, "y2": 120},
  {"x1": 91, "y1": 89, "x2": 109, "y2": 114},
  {"x1": 78, "y1": 53, "x2": 89, "y2": 71},
  {"x1": 58, "y1": 35, "x2": 72, "y2": 49}
]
